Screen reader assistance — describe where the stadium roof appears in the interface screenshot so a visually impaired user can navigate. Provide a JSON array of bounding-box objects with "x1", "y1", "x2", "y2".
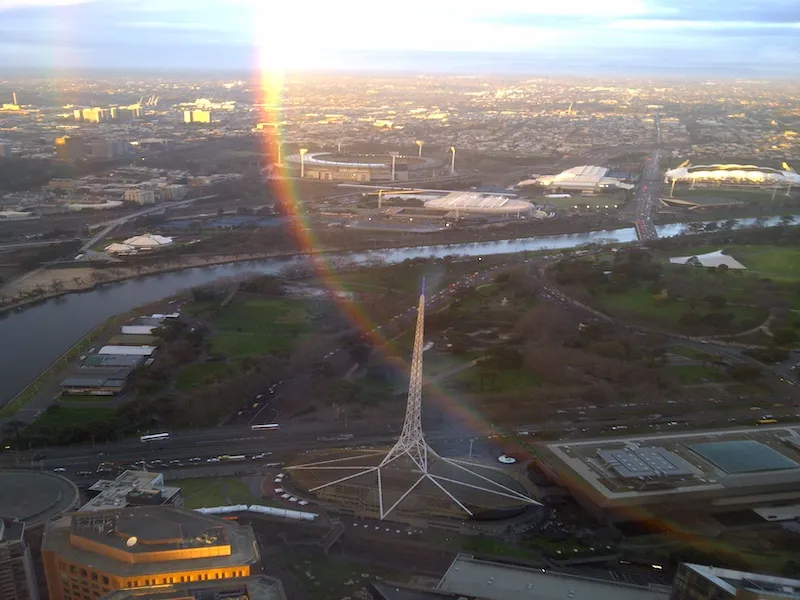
[
  {"x1": 665, "y1": 163, "x2": 800, "y2": 185},
  {"x1": 690, "y1": 441, "x2": 799, "y2": 474},
  {"x1": 597, "y1": 447, "x2": 694, "y2": 479},
  {"x1": 424, "y1": 192, "x2": 533, "y2": 214},
  {"x1": 534, "y1": 166, "x2": 634, "y2": 190}
]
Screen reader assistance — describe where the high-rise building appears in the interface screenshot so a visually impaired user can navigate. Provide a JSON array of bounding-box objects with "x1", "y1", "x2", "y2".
[
  {"x1": 41, "y1": 506, "x2": 260, "y2": 600},
  {"x1": 123, "y1": 189, "x2": 155, "y2": 205},
  {"x1": 0, "y1": 519, "x2": 39, "y2": 600},
  {"x1": 110, "y1": 107, "x2": 142, "y2": 122},
  {"x1": 0, "y1": 143, "x2": 11, "y2": 158},
  {"x1": 55, "y1": 136, "x2": 87, "y2": 161},
  {"x1": 79, "y1": 108, "x2": 110, "y2": 123},
  {"x1": 88, "y1": 139, "x2": 130, "y2": 161},
  {"x1": 183, "y1": 110, "x2": 211, "y2": 124},
  {"x1": 671, "y1": 563, "x2": 800, "y2": 600}
]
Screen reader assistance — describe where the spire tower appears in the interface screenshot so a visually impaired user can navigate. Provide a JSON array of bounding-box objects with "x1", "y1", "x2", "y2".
[{"x1": 289, "y1": 279, "x2": 539, "y2": 521}]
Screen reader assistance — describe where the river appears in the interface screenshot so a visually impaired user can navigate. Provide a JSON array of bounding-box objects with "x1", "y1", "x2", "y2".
[{"x1": 0, "y1": 213, "x2": 794, "y2": 401}]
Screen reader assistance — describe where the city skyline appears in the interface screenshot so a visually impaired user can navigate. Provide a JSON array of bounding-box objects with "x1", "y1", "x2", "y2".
[{"x1": 0, "y1": 0, "x2": 798, "y2": 76}]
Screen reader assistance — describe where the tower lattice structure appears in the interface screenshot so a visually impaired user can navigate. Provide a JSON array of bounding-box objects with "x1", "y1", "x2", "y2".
[{"x1": 290, "y1": 279, "x2": 539, "y2": 520}]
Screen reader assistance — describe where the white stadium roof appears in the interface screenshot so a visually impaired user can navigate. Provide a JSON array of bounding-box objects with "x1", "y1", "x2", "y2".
[
  {"x1": 424, "y1": 192, "x2": 533, "y2": 214},
  {"x1": 664, "y1": 163, "x2": 800, "y2": 186},
  {"x1": 534, "y1": 166, "x2": 634, "y2": 191}
]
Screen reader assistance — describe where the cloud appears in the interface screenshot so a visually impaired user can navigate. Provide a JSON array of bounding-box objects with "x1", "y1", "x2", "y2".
[{"x1": 0, "y1": 0, "x2": 797, "y2": 75}]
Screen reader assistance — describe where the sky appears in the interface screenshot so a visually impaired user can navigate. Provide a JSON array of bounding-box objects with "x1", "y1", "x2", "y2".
[{"x1": 0, "y1": 0, "x2": 798, "y2": 76}]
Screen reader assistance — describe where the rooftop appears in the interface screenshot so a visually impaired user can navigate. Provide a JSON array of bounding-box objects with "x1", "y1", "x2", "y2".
[
  {"x1": 681, "y1": 563, "x2": 800, "y2": 599},
  {"x1": 83, "y1": 470, "x2": 181, "y2": 512},
  {"x1": 438, "y1": 555, "x2": 670, "y2": 600},
  {"x1": 690, "y1": 440, "x2": 799, "y2": 474},
  {"x1": 102, "y1": 575, "x2": 286, "y2": 600},
  {"x1": 596, "y1": 447, "x2": 694, "y2": 479},
  {"x1": 0, "y1": 469, "x2": 80, "y2": 528},
  {"x1": 43, "y1": 506, "x2": 259, "y2": 576}
]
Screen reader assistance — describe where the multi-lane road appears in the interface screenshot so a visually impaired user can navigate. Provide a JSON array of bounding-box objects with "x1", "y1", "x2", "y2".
[{"x1": 630, "y1": 115, "x2": 662, "y2": 241}]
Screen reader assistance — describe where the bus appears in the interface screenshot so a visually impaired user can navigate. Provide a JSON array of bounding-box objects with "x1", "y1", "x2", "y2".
[
  {"x1": 757, "y1": 418, "x2": 778, "y2": 425},
  {"x1": 251, "y1": 424, "x2": 280, "y2": 431},
  {"x1": 228, "y1": 455, "x2": 247, "y2": 461},
  {"x1": 140, "y1": 432, "x2": 170, "y2": 442}
]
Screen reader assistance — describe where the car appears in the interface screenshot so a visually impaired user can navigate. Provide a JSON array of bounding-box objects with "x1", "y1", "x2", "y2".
[
  {"x1": 189, "y1": 457, "x2": 202, "y2": 462},
  {"x1": 206, "y1": 458, "x2": 220, "y2": 463},
  {"x1": 53, "y1": 467, "x2": 66, "y2": 472},
  {"x1": 76, "y1": 470, "x2": 93, "y2": 477}
]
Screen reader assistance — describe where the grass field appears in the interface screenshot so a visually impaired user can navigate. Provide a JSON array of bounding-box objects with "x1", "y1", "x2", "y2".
[
  {"x1": 25, "y1": 406, "x2": 117, "y2": 435},
  {"x1": 175, "y1": 362, "x2": 234, "y2": 390},
  {"x1": 596, "y1": 285, "x2": 767, "y2": 332},
  {"x1": 668, "y1": 365, "x2": 730, "y2": 384},
  {"x1": 726, "y1": 246, "x2": 800, "y2": 279},
  {"x1": 215, "y1": 297, "x2": 310, "y2": 335},
  {"x1": 178, "y1": 476, "x2": 262, "y2": 509},
  {"x1": 452, "y1": 367, "x2": 540, "y2": 394},
  {"x1": 211, "y1": 297, "x2": 312, "y2": 357}
]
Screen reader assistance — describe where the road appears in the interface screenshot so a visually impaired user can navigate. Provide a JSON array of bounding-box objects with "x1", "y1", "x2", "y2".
[
  {"x1": 8, "y1": 251, "x2": 799, "y2": 484},
  {"x1": 79, "y1": 194, "x2": 216, "y2": 253},
  {"x1": 630, "y1": 114, "x2": 661, "y2": 241}
]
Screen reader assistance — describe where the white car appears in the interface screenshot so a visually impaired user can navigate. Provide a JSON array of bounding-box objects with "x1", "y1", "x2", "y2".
[
  {"x1": 189, "y1": 457, "x2": 202, "y2": 462},
  {"x1": 53, "y1": 467, "x2": 67, "y2": 472}
]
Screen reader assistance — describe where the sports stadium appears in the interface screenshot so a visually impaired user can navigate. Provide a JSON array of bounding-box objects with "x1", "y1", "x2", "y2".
[
  {"x1": 664, "y1": 162, "x2": 800, "y2": 187},
  {"x1": 287, "y1": 151, "x2": 445, "y2": 183},
  {"x1": 423, "y1": 192, "x2": 536, "y2": 216},
  {"x1": 525, "y1": 166, "x2": 634, "y2": 193}
]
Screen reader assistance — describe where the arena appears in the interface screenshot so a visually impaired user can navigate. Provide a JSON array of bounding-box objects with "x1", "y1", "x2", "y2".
[
  {"x1": 287, "y1": 151, "x2": 445, "y2": 182},
  {"x1": 423, "y1": 192, "x2": 536, "y2": 216},
  {"x1": 524, "y1": 165, "x2": 634, "y2": 193},
  {"x1": 664, "y1": 163, "x2": 800, "y2": 187}
]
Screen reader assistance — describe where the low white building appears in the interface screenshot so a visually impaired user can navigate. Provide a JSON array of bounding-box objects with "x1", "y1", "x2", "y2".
[{"x1": 105, "y1": 233, "x2": 173, "y2": 254}]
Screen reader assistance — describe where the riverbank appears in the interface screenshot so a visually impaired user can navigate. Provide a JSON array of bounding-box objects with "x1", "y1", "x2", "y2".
[{"x1": 0, "y1": 221, "x2": 632, "y2": 314}]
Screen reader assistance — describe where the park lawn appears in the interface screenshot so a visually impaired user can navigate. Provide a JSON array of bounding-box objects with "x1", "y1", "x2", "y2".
[
  {"x1": 210, "y1": 332, "x2": 293, "y2": 357},
  {"x1": 596, "y1": 285, "x2": 766, "y2": 333},
  {"x1": 668, "y1": 346, "x2": 719, "y2": 361},
  {"x1": 214, "y1": 297, "x2": 311, "y2": 336},
  {"x1": 176, "y1": 362, "x2": 235, "y2": 390},
  {"x1": 727, "y1": 246, "x2": 800, "y2": 279},
  {"x1": 177, "y1": 477, "x2": 262, "y2": 509},
  {"x1": 453, "y1": 366, "x2": 540, "y2": 394},
  {"x1": 182, "y1": 298, "x2": 224, "y2": 316},
  {"x1": 668, "y1": 365, "x2": 730, "y2": 384},
  {"x1": 25, "y1": 406, "x2": 117, "y2": 435}
]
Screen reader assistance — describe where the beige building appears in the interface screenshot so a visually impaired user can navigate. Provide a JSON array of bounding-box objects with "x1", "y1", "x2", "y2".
[{"x1": 42, "y1": 506, "x2": 260, "y2": 600}]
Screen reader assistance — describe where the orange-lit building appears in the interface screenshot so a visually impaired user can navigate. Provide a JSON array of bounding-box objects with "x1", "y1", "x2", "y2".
[{"x1": 41, "y1": 507, "x2": 260, "y2": 600}]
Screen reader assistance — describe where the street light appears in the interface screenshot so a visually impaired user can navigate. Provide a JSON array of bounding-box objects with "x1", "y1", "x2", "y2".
[
  {"x1": 450, "y1": 146, "x2": 456, "y2": 174},
  {"x1": 299, "y1": 148, "x2": 308, "y2": 178},
  {"x1": 389, "y1": 151, "x2": 399, "y2": 181},
  {"x1": 415, "y1": 140, "x2": 424, "y2": 157}
]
